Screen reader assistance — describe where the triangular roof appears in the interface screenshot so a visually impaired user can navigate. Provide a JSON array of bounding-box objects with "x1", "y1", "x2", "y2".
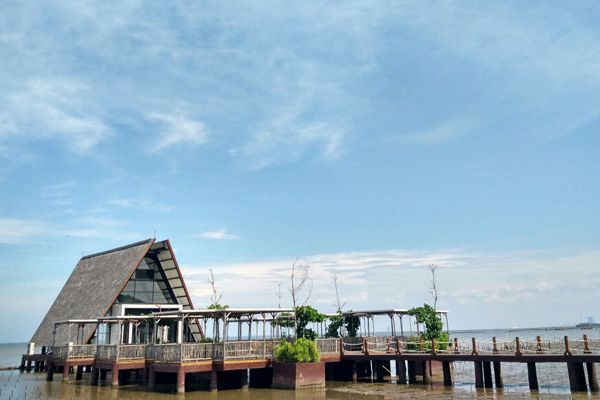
[{"x1": 31, "y1": 238, "x2": 199, "y2": 346}]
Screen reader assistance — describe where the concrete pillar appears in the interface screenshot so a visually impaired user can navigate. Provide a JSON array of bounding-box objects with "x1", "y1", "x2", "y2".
[
  {"x1": 240, "y1": 369, "x2": 249, "y2": 390},
  {"x1": 111, "y1": 365, "x2": 120, "y2": 387},
  {"x1": 407, "y1": 361, "x2": 417, "y2": 384},
  {"x1": 422, "y1": 361, "x2": 431, "y2": 384},
  {"x1": 474, "y1": 361, "x2": 484, "y2": 388},
  {"x1": 483, "y1": 362, "x2": 493, "y2": 388},
  {"x1": 91, "y1": 367, "x2": 99, "y2": 386},
  {"x1": 142, "y1": 367, "x2": 149, "y2": 385},
  {"x1": 396, "y1": 359, "x2": 407, "y2": 384},
  {"x1": 352, "y1": 361, "x2": 358, "y2": 383},
  {"x1": 46, "y1": 363, "x2": 54, "y2": 382},
  {"x1": 587, "y1": 363, "x2": 599, "y2": 393},
  {"x1": 493, "y1": 362, "x2": 504, "y2": 388},
  {"x1": 567, "y1": 362, "x2": 588, "y2": 392},
  {"x1": 210, "y1": 369, "x2": 218, "y2": 392},
  {"x1": 62, "y1": 363, "x2": 70, "y2": 382},
  {"x1": 100, "y1": 369, "x2": 107, "y2": 381},
  {"x1": 177, "y1": 366, "x2": 186, "y2": 394},
  {"x1": 442, "y1": 361, "x2": 453, "y2": 386},
  {"x1": 527, "y1": 362, "x2": 539, "y2": 390},
  {"x1": 76, "y1": 366, "x2": 83, "y2": 381}
]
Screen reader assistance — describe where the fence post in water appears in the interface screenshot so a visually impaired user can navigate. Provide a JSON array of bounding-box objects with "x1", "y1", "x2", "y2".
[
  {"x1": 587, "y1": 362, "x2": 599, "y2": 393},
  {"x1": 493, "y1": 362, "x2": 504, "y2": 388},
  {"x1": 567, "y1": 362, "x2": 588, "y2": 392},
  {"x1": 564, "y1": 336, "x2": 571, "y2": 356},
  {"x1": 515, "y1": 337, "x2": 522, "y2": 356},
  {"x1": 474, "y1": 361, "x2": 484, "y2": 388},
  {"x1": 442, "y1": 361, "x2": 453, "y2": 387}
]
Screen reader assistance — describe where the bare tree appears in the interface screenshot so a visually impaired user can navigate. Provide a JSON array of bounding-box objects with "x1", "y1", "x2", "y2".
[
  {"x1": 332, "y1": 275, "x2": 347, "y2": 312},
  {"x1": 428, "y1": 264, "x2": 439, "y2": 310},
  {"x1": 207, "y1": 269, "x2": 223, "y2": 307},
  {"x1": 289, "y1": 257, "x2": 313, "y2": 339}
]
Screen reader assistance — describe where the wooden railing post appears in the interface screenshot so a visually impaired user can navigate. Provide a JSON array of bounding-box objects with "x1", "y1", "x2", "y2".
[
  {"x1": 472, "y1": 338, "x2": 478, "y2": 356},
  {"x1": 454, "y1": 338, "x2": 459, "y2": 354},
  {"x1": 363, "y1": 337, "x2": 369, "y2": 355},
  {"x1": 396, "y1": 337, "x2": 402, "y2": 355},
  {"x1": 340, "y1": 337, "x2": 344, "y2": 356},
  {"x1": 584, "y1": 335, "x2": 591, "y2": 354},
  {"x1": 386, "y1": 337, "x2": 391, "y2": 353},
  {"x1": 420, "y1": 337, "x2": 424, "y2": 353},
  {"x1": 431, "y1": 338, "x2": 437, "y2": 355},
  {"x1": 493, "y1": 337, "x2": 499, "y2": 354},
  {"x1": 536, "y1": 336, "x2": 543, "y2": 353},
  {"x1": 515, "y1": 337, "x2": 522, "y2": 356},
  {"x1": 564, "y1": 336, "x2": 571, "y2": 356}
]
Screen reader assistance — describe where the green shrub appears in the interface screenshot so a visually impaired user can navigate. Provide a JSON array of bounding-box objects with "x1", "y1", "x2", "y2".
[{"x1": 275, "y1": 338, "x2": 320, "y2": 363}]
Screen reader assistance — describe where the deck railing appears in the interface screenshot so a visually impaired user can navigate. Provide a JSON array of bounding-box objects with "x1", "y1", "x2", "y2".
[
  {"x1": 316, "y1": 338, "x2": 340, "y2": 355},
  {"x1": 95, "y1": 344, "x2": 149, "y2": 362},
  {"x1": 52, "y1": 344, "x2": 97, "y2": 360}
]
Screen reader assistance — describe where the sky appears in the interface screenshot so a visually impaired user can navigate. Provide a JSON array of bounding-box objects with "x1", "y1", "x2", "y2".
[{"x1": 1, "y1": 1, "x2": 599, "y2": 343}]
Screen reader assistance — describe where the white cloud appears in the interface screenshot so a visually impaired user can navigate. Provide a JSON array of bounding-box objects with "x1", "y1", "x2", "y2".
[
  {"x1": 0, "y1": 218, "x2": 45, "y2": 244},
  {"x1": 148, "y1": 112, "x2": 209, "y2": 152},
  {"x1": 397, "y1": 117, "x2": 480, "y2": 145},
  {"x1": 0, "y1": 79, "x2": 111, "y2": 154},
  {"x1": 197, "y1": 229, "x2": 240, "y2": 241}
]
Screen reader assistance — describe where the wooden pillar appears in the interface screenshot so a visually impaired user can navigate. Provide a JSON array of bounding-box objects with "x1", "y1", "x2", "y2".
[
  {"x1": 20, "y1": 356, "x2": 26, "y2": 371},
  {"x1": 142, "y1": 366, "x2": 149, "y2": 384},
  {"x1": 442, "y1": 361, "x2": 453, "y2": 386},
  {"x1": 527, "y1": 362, "x2": 539, "y2": 390},
  {"x1": 34, "y1": 360, "x2": 39, "y2": 372},
  {"x1": 407, "y1": 361, "x2": 417, "y2": 384},
  {"x1": 567, "y1": 362, "x2": 588, "y2": 392},
  {"x1": 26, "y1": 359, "x2": 32, "y2": 372},
  {"x1": 493, "y1": 362, "x2": 504, "y2": 388},
  {"x1": 148, "y1": 366, "x2": 156, "y2": 389},
  {"x1": 375, "y1": 361, "x2": 384, "y2": 383},
  {"x1": 587, "y1": 363, "x2": 599, "y2": 392},
  {"x1": 396, "y1": 359, "x2": 407, "y2": 384},
  {"x1": 422, "y1": 361, "x2": 431, "y2": 384},
  {"x1": 46, "y1": 362, "x2": 54, "y2": 382},
  {"x1": 352, "y1": 361, "x2": 358, "y2": 383},
  {"x1": 62, "y1": 363, "x2": 70, "y2": 382},
  {"x1": 210, "y1": 369, "x2": 218, "y2": 391},
  {"x1": 483, "y1": 362, "x2": 493, "y2": 388},
  {"x1": 111, "y1": 365, "x2": 120, "y2": 386},
  {"x1": 176, "y1": 366, "x2": 185, "y2": 394},
  {"x1": 75, "y1": 365, "x2": 83, "y2": 381},
  {"x1": 474, "y1": 361, "x2": 484, "y2": 388},
  {"x1": 100, "y1": 369, "x2": 107, "y2": 381},
  {"x1": 91, "y1": 367, "x2": 99, "y2": 386},
  {"x1": 240, "y1": 369, "x2": 249, "y2": 390}
]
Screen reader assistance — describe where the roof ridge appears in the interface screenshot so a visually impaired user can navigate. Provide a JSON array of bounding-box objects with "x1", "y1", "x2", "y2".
[{"x1": 81, "y1": 239, "x2": 153, "y2": 260}]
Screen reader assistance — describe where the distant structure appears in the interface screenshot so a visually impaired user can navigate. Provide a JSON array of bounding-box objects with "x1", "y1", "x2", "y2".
[
  {"x1": 589, "y1": 317, "x2": 596, "y2": 324},
  {"x1": 29, "y1": 239, "x2": 201, "y2": 352}
]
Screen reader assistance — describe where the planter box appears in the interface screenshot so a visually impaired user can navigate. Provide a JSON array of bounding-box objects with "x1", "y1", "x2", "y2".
[{"x1": 272, "y1": 362, "x2": 325, "y2": 389}]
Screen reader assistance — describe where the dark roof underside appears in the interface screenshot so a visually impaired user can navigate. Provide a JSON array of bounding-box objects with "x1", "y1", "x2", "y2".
[{"x1": 30, "y1": 239, "x2": 154, "y2": 346}]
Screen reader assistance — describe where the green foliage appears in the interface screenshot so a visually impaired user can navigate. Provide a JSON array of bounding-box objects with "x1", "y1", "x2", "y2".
[
  {"x1": 295, "y1": 306, "x2": 325, "y2": 339},
  {"x1": 325, "y1": 314, "x2": 344, "y2": 338},
  {"x1": 207, "y1": 304, "x2": 229, "y2": 310},
  {"x1": 405, "y1": 332, "x2": 450, "y2": 351},
  {"x1": 275, "y1": 338, "x2": 320, "y2": 363},
  {"x1": 344, "y1": 311, "x2": 361, "y2": 337},
  {"x1": 272, "y1": 312, "x2": 295, "y2": 328},
  {"x1": 407, "y1": 304, "x2": 445, "y2": 342},
  {"x1": 198, "y1": 337, "x2": 214, "y2": 343}
]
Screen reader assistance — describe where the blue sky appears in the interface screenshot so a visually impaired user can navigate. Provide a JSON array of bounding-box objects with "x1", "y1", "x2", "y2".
[{"x1": 1, "y1": 1, "x2": 599, "y2": 343}]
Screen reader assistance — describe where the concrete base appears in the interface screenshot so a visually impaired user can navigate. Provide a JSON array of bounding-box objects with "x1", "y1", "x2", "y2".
[{"x1": 272, "y1": 362, "x2": 325, "y2": 390}]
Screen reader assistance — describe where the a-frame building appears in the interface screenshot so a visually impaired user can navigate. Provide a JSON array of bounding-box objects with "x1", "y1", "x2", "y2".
[{"x1": 30, "y1": 238, "x2": 202, "y2": 348}]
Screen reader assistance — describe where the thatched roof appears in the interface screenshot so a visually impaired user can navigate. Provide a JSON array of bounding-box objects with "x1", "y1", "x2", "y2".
[{"x1": 30, "y1": 238, "x2": 198, "y2": 347}]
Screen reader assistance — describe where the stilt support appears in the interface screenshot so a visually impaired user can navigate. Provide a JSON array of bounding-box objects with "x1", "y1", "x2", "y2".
[
  {"x1": 352, "y1": 361, "x2": 358, "y2": 383},
  {"x1": 46, "y1": 363, "x2": 54, "y2": 382},
  {"x1": 396, "y1": 359, "x2": 407, "y2": 384},
  {"x1": 407, "y1": 361, "x2": 417, "y2": 384},
  {"x1": 474, "y1": 361, "x2": 484, "y2": 388},
  {"x1": 62, "y1": 363, "x2": 70, "y2": 382},
  {"x1": 483, "y1": 362, "x2": 493, "y2": 388},
  {"x1": 422, "y1": 361, "x2": 431, "y2": 384},
  {"x1": 76, "y1": 366, "x2": 83, "y2": 381},
  {"x1": 493, "y1": 361, "x2": 504, "y2": 388},
  {"x1": 527, "y1": 362, "x2": 539, "y2": 390},
  {"x1": 176, "y1": 366, "x2": 185, "y2": 394},
  {"x1": 587, "y1": 363, "x2": 599, "y2": 393},
  {"x1": 148, "y1": 366, "x2": 155, "y2": 389},
  {"x1": 210, "y1": 369, "x2": 218, "y2": 392},
  {"x1": 567, "y1": 362, "x2": 588, "y2": 392},
  {"x1": 111, "y1": 365, "x2": 119, "y2": 387},
  {"x1": 442, "y1": 361, "x2": 453, "y2": 386},
  {"x1": 91, "y1": 367, "x2": 99, "y2": 386}
]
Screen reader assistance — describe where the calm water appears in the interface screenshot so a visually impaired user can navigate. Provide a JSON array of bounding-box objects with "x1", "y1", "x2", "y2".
[{"x1": 2, "y1": 328, "x2": 599, "y2": 399}]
